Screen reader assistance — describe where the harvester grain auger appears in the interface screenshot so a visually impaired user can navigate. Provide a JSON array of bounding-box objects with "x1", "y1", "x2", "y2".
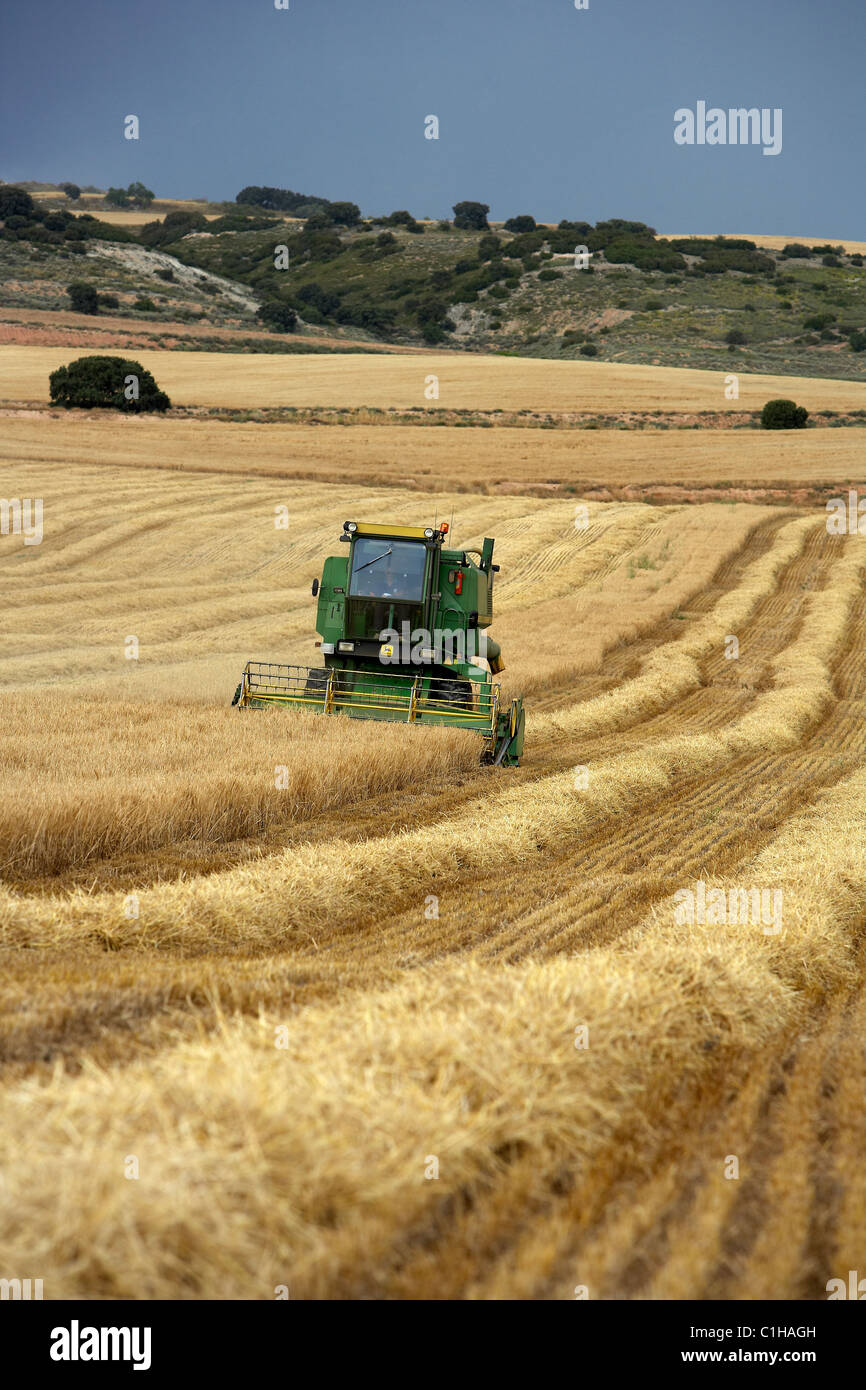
[{"x1": 232, "y1": 519, "x2": 525, "y2": 766}]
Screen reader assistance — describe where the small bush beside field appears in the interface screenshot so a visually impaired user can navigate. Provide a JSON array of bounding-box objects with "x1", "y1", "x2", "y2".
[{"x1": 49, "y1": 355, "x2": 171, "y2": 412}]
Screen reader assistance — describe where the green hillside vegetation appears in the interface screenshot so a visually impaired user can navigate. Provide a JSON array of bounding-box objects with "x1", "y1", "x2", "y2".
[{"x1": 1, "y1": 184, "x2": 865, "y2": 378}]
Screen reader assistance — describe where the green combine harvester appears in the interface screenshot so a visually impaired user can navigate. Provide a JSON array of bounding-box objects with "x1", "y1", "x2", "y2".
[{"x1": 232, "y1": 518, "x2": 525, "y2": 766}]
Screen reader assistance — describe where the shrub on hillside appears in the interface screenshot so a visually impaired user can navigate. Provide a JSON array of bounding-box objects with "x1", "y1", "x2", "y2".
[
  {"x1": 602, "y1": 238, "x2": 686, "y2": 272},
  {"x1": 383, "y1": 210, "x2": 423, "y2": 233},
  {"x1": 67, "y1": 281, "x2": 99, "y2": 314},
  {"x1": 139, "y1": 210, "x2": 208, "y2": 247},
  {"x1": 849, "y1": 330, "x2": 866, "y2": 353},
  {"x1": 760, "y1": 398, "x2": 809, "y2": 430},
  {"x1": 0, "y1": 186, "x2": 35, "y2": 219},
  {"x1": 503, "y1": 215, "x2": 536, "y2": 233},
  {"x1": 296, "y1": 282, "x2": 341, "y2": 316},
  {"x1": 477, "y1": 234, "x2": 502, "y2": 261},
  {"x1": 235, "y1": 185, "x2": 332, "y2": 215},
  {"x1": 725, "y1": 328, "x2": 747, "y2": 345},
  {"x1": 59, "y1": 182, "x2": 81, "y2": 201},
  {"x1": 803, "y1": 313, "x2": 836, "y2": 331},
  {"x1": 48, "y1": 355, "x2": 170, "y2": 412},
  {"x1": 127, "y1": 181, "x2": 155, "y2": 208},
  {"x1": 579, "y1": 342, "x2": 599, "y2": 357},
  {"x1": 328, "y1": 201, "x2": 362, "y2": 226},
  {"x1": 257, "y1": 301, "x2": 298, "y2": 333},
  {"x1": 453, "y1": 201, "x2": 490, "y2": 231}
]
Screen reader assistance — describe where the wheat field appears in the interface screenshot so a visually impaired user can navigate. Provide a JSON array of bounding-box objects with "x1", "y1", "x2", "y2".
[
  {"x1": 2, "y1": 413, "x2": 866, "y2": 501},
  {"x1": 1, "y1": 389, "x2": 865, "y2": 1300},
  {"x1": 4, "y1": 344, "x2": 866, "y2": 412}
]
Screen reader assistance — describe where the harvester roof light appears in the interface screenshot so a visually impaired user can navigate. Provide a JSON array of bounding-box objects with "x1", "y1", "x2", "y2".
[
  {"x1": 440, "y1": 522, "x2": 449, "y2": 534},
  {"x1": 337, "y1": 641, "x2": 354, "y2": 652},
  {"x1": 345, "y1": 521, "x2": 358, "y2": 533},
  {"x1": 423, "y1": 527, "x2": 434, "y2": 538}
]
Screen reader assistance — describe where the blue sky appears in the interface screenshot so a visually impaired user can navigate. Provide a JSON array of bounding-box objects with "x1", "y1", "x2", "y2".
[{"x1": 1, "y1": 0, "x2": 863, "y2": 235}]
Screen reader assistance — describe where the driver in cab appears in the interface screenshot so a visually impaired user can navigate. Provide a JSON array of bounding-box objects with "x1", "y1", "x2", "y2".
[{"x1": 365, "y1": 550, "x2": 404, "y2": 599}]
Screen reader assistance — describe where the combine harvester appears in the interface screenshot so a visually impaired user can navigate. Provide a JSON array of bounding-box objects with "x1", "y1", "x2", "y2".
[{"x1": 233, "y1": 519, "x2": 525, "y2": 766}]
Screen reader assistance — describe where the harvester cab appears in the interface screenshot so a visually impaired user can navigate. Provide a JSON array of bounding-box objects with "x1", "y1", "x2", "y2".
[{"x1": 232, "y1": 520, "x2": 525, "y2": 766}]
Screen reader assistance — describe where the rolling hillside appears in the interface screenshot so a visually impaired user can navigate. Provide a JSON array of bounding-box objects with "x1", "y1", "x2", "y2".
[{"x1": 2, "y1": 184, "x2": 865, "y2": 378}]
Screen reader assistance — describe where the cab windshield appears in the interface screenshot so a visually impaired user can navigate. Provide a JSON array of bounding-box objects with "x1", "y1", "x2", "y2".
[{"x1": 349, "y1": 538, "x2": 427, "y2": 601}]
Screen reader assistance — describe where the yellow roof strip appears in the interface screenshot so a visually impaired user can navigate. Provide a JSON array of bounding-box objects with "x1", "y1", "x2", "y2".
[{"x1": 353, "y1": 522, "x2": 432, "y2": 540}]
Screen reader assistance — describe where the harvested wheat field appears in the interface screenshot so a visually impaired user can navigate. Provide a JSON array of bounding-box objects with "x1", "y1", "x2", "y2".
[
  {"x1": 1, "y1": 415, "x2": 865, "y2": 1302},
  {"x1": 2, "y1": 413, "x2": 866, "y2": 506}
]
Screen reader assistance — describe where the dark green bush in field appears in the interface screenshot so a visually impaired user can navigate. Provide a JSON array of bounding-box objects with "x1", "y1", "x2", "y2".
[
  {"x1": 133, "y1": 297, "x2": 156, "y2": 311},
  {"x1": 257, "y1": 301, "x2": 298, "y2": 332},
  {"x1": 725, "y1": 328, "x2": 747, "y2": 345},
  {"x1": 761, "y1": 398, "x2": 809, "y2": 430},
  {"x1": 98, "y1": 293, "x2": 119, "y2": 309},
  {"x1": 849, "y1": 330, "x2": 866, "y2": 353},
  {"x1": 49, "y1": 355, "x2": 170, "y2": 411},
  {"x1": 579, "y1": 342, "x2": 599, "y2": 357},
  {"x1": 67, "y1": 281, "x2": 99, "y2": 314},
  {"x1": 60, "y1": 182, "x2": 81, "y2": 201},
  {"x1": 537, "y1": 268, "x2": 562, "y2": 282}
]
